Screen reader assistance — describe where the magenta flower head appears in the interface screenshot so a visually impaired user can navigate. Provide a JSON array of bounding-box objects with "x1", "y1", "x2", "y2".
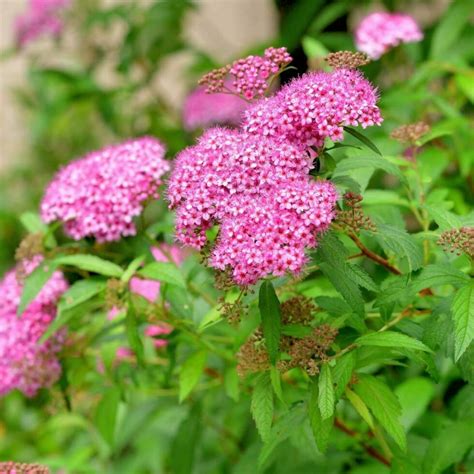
[
  {"x1": 15, "y1": 0, "x2": 69, "y2": 48},
  {"x1": 41, "y1": 137, "x2": 169, "y2": 242},
  {"x1": 243, "y1": 68, "x2": 382, "y2": 151},
  {"x1": 199, "y1": 47, "x2": 292, "y2": 101},
  {"x1": 0, "y1": 258, "x2": 68, "y2": 397},
  {"x1": 168, "y1": 128, "x2": 338, "y2": 285},
  {"x1": 355, "y1": 12, "x2": 423, "y2": 59},
  {"x1": 183, "y1": 81, "x2": 249, "y2": 131}
]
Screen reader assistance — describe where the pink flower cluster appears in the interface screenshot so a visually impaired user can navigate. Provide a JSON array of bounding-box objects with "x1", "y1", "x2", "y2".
[
  {"x1": 243, "y1": 68, "x2": 382, "y2": 150},
  {"x1": 168, "y1": 128, "x2": 338, "y2": 284},
  {"x1": 0, "y1": 259, "x2": 68, "y2": 397},
  {"x1": 15, "y1": 0, "x2": 69, "y2": 48},
  {"x1": 41, "y1": 137, "x2": 169, "y2": 242},
  {"x1": 200, "y1": 47, "x2": 292, "y2": 100},
  {"x1": 183, "y1": 83, "x2": 249, "y2": 131},
  {"x1": 355, "y1": 12, "x2": 423, "y2": 59}
]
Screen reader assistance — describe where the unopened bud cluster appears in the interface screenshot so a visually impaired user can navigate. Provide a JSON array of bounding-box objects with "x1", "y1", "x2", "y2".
[
  {"x1": 390, "y1": 121, "x2": 431, "y2": 144},
  {"x1": 337, "y1": 192, "x2": 376, "y2": 233},
  {"x1": 438, "y1": 227, "x2": 474, "y2": 259},
  {"x1": 325, "y1": 51, "x2": 370, "y2": 69}
]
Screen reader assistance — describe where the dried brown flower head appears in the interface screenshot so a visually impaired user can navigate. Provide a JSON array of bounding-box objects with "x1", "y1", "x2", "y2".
[
  {"x1": 105, "y1": 278, "x2": 126, "y2": 310},
  {"x1": 281, "y1": 296, "x2": 317, "y2": 325},
  {"x1": 325, "y1": 51, "x2": 370, "y2": 69},
  {"x1": 337, "y1": 192, "x2": 376, "y2": 233},
  {"x1": 15, "y1": 233, "x2": 44, "y2": 262},
  {"x1": 390, "y1": 121, "x2": 431, "y2": 144},
  {"x1": 237, "y1": 330, "x2": 269, "y2": 376},
  {"x1": 438, "y1": 227, "x2": 474, "y2": 259}
]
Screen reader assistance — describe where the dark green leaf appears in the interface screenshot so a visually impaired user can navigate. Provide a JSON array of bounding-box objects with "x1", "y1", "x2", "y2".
[
  {"x1": 18, "y1": 260, "x2": 58, "y2": 315},
  {"x1": 452, "y1": 283, "x2": 474, "y2": 361},
  {"x1": 356, "y1": 331, "x2": 432, "y2": 353},
  {"x1": 125, "y1": 302, "x2": 144, "y2": 365},
  {"x1": 95, "y1": 387, "x2": 121, "y2": 447},
  {"x1": 251, "y1": 372, "x2": 274, "y2": 442},
  {"x1": 354, "y1": 374, "x2": 406, "y2": 450},
  {"x1": 343, "y1": 126, "x2": 382, "y2": 156},
  {"x1": 318, "y1": 364, "x2": 335, "y2": 420},
  {"x1": 412, "y1": 264, "x2": 470, "y2": 292},
  {"x1": 179, "y1": 350, "x2": 207, "y2": 402},
  {"x1": 259, "y1": 280, "x2": 282, "y2": 365},
  {"x1": 309, "y1": 382, "x2": 333, "y2": 453}
]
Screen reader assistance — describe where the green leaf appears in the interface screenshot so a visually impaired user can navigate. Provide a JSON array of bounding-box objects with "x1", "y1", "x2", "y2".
[
  {"x1": 376, "y1": 224, "x2": 423, "y2": 273},
  {"x1": 179, "y1": 350, "x2": 207, "y2": 402},
  {"x1": 412, "y1": 264, "x2": 470, "y2": 292},
  {"x1": 333, "y1": 155, "x2": 401, "y2": 179},
  {"x1": 138, "y1": 261, "x2": 186, "y2": 288},
  {"x1": 95, "y1": 387, "x2": 120, "y2": 447},
  {"x1": 301, "y1": 36, "x2": 329, "y2": 58},
  {"x1": 258, "y1": 281, "x2": 282, "y2": 365},
  {"x1": 318, "y1": 364, "x2": 335, "y2": 420},
  {"x1": 18, "y1": 260, "x2": 58, "y2": 315},
  {"x1": 40, "y1": 278, "x2": 106, "y2": 342},
  {"x1": 347, "y1": 264, "x2": 378, "y2": 292},
  {"x1": 121, "y1": 255, "x2": 145, "y2": 283},
  {"x1": 424, "y1": 205, "x2": 462, "y2": 231},
  {"x1": 258, "y1": 406, "x2": 305, "y2": 467},
  {"x1": 452, "y1": 283, "x2": 474, "y2": 361},
  {"x1": 343, "y1": 126, "x2": 382, "y2": 156},
  {"x1": 345, "y1": 387, "x2": 374, "y2": 429},
  {"x1": 395, "y1": 377, "x2": 435, "y2": 431},
  {"x1": 353, "y1": 374, "x2": 406, "y2": 451},
  {"x1": 224, "y1": 366, "x2": 239, "y2": 402},
  {"x1": 169, "y1": 403, "x2": 202, "y2": 474},
  {"x1": 320, "y1": 262, "x2": 365, "y2": 316},
  {"x1": 430, "y1": 0, "x2": 472, "y2": 59},
  {"x1": 251, "y1": 372, "x2": 274, "y2": 442},
  {"x1": 19, "y1": 212, "x2": 56, "y2": 246},
  {"x1": 332, "y1": 351, "x2": 356, "y2": 399},
  {"x1": 125, "y1": 302, "x2": 144, "y2": 364},
  {"x1": 270, "y1": 366, "x2": 285, "y2": 404},
  {"x1": 356, "y1": 331, "x2": 432, "y2": 353},
  {"x1": 54, "y1": 254, "x2": 123, "y2": 277},
  {"x1": 309, "y1": 382, "x2": 333, "y2": 453},
  {"x1": 423, "y1": 420, "x2": 474, "y2": 474}
]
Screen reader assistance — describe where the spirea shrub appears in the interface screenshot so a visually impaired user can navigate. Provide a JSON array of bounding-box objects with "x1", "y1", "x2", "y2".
[{"x1": 2, "y1": 2, "x2": 474, "y2": 472}]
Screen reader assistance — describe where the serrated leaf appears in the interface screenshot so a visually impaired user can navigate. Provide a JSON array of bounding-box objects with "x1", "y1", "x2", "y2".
[
  {"x1": 347, "y1": 264, "x2": 378, "y2": 292},
  {"x1": 356, "y1": 331, "x2": 432, "y2": 353},
  {"x1": 423, "y1": 420, "x2": 474, "y2": 474},
  {"x1": 452, "y1": 283, "x2": 474, "y2": 361},
  {"x1": 308, "y1": 382, "x2": 333, "y2": 453},
  {"x1": 18, "y1": 260, "x2": 58, "y2": 315},
  {"x1": 179, "y1": 350, "x2": 207, "y2": 402},
  {"x1": 333, "y1": 351, "x2": 356, "y2": 399},
  {"x1": 259, "y1": 281, "x2": 282, "y2": 365},
  {"x1": 40, "y1": 278, "x2": 106, "y2": 342},
  {"x1": 424, "y1": 205, "x2": 462, "y2": 231},
  {"x1": 353, "y1": 374, "x2": 406, "y2": 450},
  {"x1": 412, "y1": 264, "x2": 470, "y2": 292},
  {"x1": 320, "y1": 262, "x2": 365, "y2": 316},
  {"x1": 251, "y1": 372, "x2": 274, "y2": 442},
  {"x1": 54, "y1": 254, "x2": 123, "y2": 277},
  {"x1": 376, "y1": 224, "x2": 423, "y2": 273},
  {"x1": 315, "y1": 296, "x2": 352, "y2": 316},
  {"x1": 138, "y1": 261, "x2": 186, "y2": 288},
  {"x1": 345, "y1": 387, "x2": 374, "y2": 429},
  {"x1": 270, "y1": 366, "x2": 285, "y2": 404},
  {"x1": 318, "y1": 364, "x2": 335, "y2": 420},
  {"x1": 343, "y1": 126, "x2": 382, "y2": 156},
  {"x1": 333, "y1": 156, "x2": 401, "y2": 180}
]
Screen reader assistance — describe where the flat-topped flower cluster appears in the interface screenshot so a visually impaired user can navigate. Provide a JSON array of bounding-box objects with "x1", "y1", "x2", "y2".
[
  {"x1": 168, "y1": 48, "x2": 382, "y2": 284},
  {"x1": 0, "y1": 258, "x2": 68, "y2": 397},
  {"x1": 41, "y1": 137, "x2": 169, "y2": 242}
]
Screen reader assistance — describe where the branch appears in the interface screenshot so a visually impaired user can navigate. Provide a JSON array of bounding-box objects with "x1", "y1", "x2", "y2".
[
  {"x1": 334, "y1": 418, "x2": 391, "y2": 467},
  {"x1": 347, "y1": 232, "x2": 402, "y2": 275}
]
